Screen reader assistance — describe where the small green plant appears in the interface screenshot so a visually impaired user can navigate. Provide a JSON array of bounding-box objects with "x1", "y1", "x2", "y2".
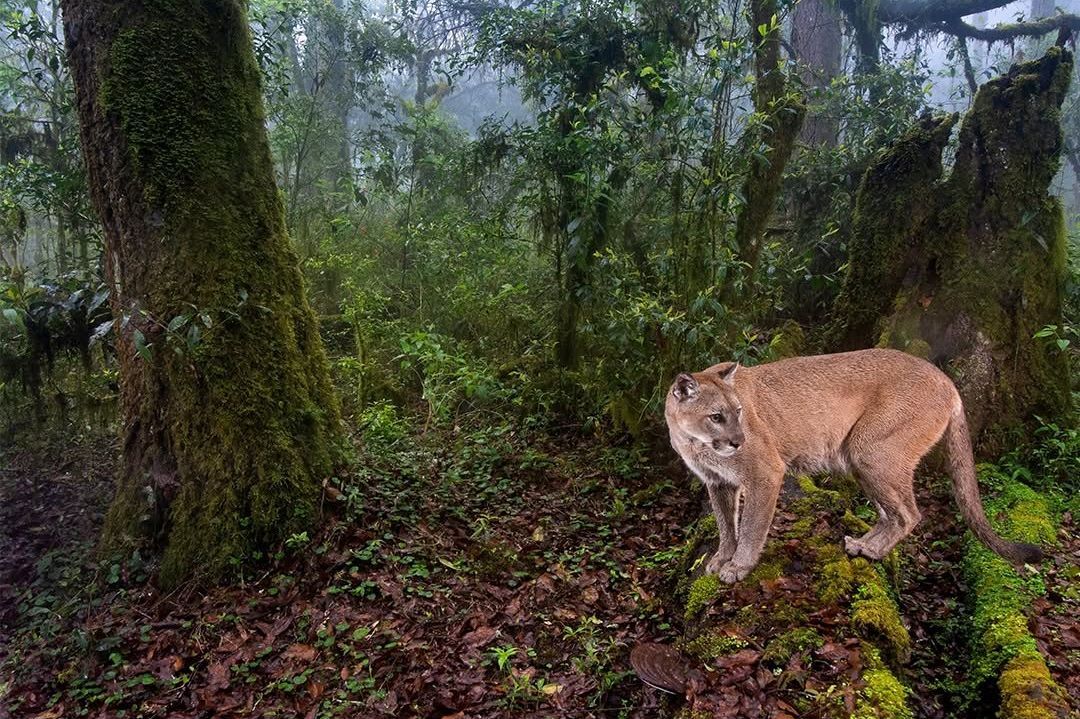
[
  {"x1": 284, "y1": 531, "x2": 310, "y2": 551},
  {"x1": 486, "y1": 644, "x2": 519, "y2": 673},
  {"x1": 1033, "y1": 323, "x2": 1077, "y2": 352}
]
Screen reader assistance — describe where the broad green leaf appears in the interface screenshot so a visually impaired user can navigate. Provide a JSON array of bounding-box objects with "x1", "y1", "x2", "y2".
[{"x1": 133, "y1": 329, "x2": 152, "y2": 361}]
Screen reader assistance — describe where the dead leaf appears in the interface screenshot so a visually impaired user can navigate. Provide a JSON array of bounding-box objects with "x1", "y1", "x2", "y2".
[
  {"x1": 283, "y1": 643, "x2": 317, "y2": 662},
  {"x1": 462, "y1": 625, "x2": 497, "y2": 648}
]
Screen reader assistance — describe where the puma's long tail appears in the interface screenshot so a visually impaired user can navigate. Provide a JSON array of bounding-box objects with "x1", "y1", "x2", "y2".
[{"x1": 944, "y1": 403, "x2": 1044, "y2": 564}]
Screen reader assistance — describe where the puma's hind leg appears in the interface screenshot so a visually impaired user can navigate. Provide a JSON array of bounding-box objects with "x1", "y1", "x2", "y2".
[
  {"x1": 844, "y1": 457, "x2": 921, "y2": 560},
  {"x1": 842, "y1": 405, "x2": 944, "y2": 561}
]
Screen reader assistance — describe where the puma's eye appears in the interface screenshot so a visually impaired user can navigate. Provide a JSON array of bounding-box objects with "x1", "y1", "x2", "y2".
[{"x1": 709, "y1": 413, "x2": 725, "y2": 423}]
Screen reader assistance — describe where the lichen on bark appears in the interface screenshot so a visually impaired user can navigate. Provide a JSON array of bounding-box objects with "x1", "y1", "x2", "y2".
[{"x1": 63, "y1": 0, "x2": 345, "y2": 586}]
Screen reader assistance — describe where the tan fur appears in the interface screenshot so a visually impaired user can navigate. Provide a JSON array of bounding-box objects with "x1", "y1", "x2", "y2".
[{"x1": 665, "y1": 348, "x2": 1043, "y2": 583}]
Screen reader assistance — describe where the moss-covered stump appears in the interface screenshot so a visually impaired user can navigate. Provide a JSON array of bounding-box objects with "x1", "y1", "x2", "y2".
[
  {"x1": 667, "y1": 475, "x2": 912, "y2": 718},
  {"x1": 962, "y1": 471, "x2": 1068, "y2": 718},
  {"x1": 828, "y1": 113, "x2": 957, "y2": 351},
  {"x1": 63, "y1": 0, "x2": 346, "y2": 586},
  {"x1": 828, "y1": 47, "x2": 1073, "y2": 454}
]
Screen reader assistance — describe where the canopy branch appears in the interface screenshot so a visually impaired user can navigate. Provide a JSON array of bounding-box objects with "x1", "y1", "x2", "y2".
[
  {"x1": 935, "y1": 14, "x2": 1080, "y2": 41},
  {"x1": 876, "y1": 0, "x2": 1013, "y2": 23}
]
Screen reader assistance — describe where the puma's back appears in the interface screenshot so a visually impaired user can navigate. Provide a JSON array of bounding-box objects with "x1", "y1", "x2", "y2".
[{"x1": 665, "y1": 348, "x2": 1041, "y2": 583}]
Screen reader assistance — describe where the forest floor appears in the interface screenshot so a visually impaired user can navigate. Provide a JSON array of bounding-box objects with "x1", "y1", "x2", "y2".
[{"x1": 1, "y1": 424, "x2": 1077, "y2": 719}]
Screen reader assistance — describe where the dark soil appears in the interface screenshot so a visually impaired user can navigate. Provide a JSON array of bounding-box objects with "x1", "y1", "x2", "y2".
[{"x1": 0, "y1": 437, "x2": 116, "y2": 652}]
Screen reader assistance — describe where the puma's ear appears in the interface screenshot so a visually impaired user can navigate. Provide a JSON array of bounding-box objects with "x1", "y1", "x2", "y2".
[
  {"x1": 672, "y1": 373, "x2": 699, "y2": 401},
  {"x1": 717, "y1": 363, "x2": 739, "y2": 385}
]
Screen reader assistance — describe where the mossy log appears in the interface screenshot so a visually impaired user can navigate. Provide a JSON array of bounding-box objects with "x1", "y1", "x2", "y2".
[
  {"x1": 63, "y1": 0, "x2": 345, "y2": 586},
  {"x1": 668, "y1": 475, "x2": 912, "y2": 718},
  {"x1": 828, "y1": 47, "x2": 1073, "y2": 454},
  {"x1": 962, "y1": 473, "x2": 1068, "y2": 718}
]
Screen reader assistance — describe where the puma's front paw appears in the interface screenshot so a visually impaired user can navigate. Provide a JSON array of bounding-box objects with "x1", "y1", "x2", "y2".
[
  {"x1": 711, "y1": 560, "x2": 752, "y2": 584},
  {"x1": 704, "y1": 548, "x2": 735, "y2": 576}
]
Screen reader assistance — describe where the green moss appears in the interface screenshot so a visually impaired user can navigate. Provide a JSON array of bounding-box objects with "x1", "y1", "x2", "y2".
[
  {"x1": 745, "y1": 557, "x2": 784, "y2": 583},
  {"x1": 681, "y1": 630, "x2": 749, "y2": 661},
  {"x1": 850, "y1": 561, "x2": 911, "y2": 663},
  {"x1": 93, "y1": 1, "x2": 345, "y2": 587},
  {"x1": 842, "y1": 509, "x2": 872, "y2": 535},
  {"x1": 998, "y1": 652, "x2": 1068, "y2": 719},
  {"x1": 816, "y1": 542, "x2": 856, "y2": 603},
  {"x1": 745, "y1": 540, "x2": 788, "y2": 583},
  {"x1": 770, "y1": 319, "x2": 806, "y2": 359},
  {"x1": 673, "y1": 514, "x2": 719, "y2": 601},
  {"x1": 828, "y1": 114, "x2": 957, "y2": 350},
  {"x1": 853, "y1": 646, "x2": 912, "y2": 719},
  {"x1": 761, "y1": 627, "x2": 823, "y2": 666},
  {"x1": 685, "y1": 573, "x2": 722, "y2": 621},
  {"x1": 788, "y1": 475, "x2": 848, "y2": 537},
  {"x1": 774, "y1": 603, "x2": 808, "y2": 626},
  {"x1": 733, "y1": 604, "x2": 764, "y2": 631},
  {"x1": 902, "y1": 338, "x2": 931, "y2": 359},
  {"x1": 814, "y1": 545, "x2": 910, "y2": 662},
  {"x1": 964, "y1": 475, "x2": 1058, "y2": 697}
]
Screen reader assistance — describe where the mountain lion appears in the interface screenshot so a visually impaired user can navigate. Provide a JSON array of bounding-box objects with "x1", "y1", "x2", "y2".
[{"x1": 665, "y1": 348, "x2": 1043, "y2": 583}]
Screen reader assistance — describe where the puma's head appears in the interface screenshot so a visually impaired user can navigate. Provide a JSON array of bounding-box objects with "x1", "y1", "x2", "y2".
[{"x1": 665, "y1": 363, "x2": 745, "y2": 457}]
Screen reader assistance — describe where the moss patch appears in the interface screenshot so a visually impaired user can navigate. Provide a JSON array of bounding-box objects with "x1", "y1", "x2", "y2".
[
  {"x1": 998, "y1": 653, "x2": 1068, "y2": 719},
  {"x1": 685, "y1": 573, "x2": 722, "y2": 621},
  {"x1": 761, "y1": 627, "x2": 823, "y2": 666},
  {"x1": 853, "y1": 646, "x2": 912, "y2": 719},
  {"x1": 681, "y1": 630, "x2": 749, "y2": 661},
  {"x1": 850, "y1": 561, "x2": 911, "y2": 664}
]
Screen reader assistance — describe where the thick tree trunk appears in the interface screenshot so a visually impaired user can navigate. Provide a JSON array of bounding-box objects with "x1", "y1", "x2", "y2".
[
  {"x1": 829, "y1": 47, "x2": 1073, "y2": 454},
  {"x1": 63, "y1": 0, "x2": 345, "y2": 586},
  {"x1": 792, "y1": 0, "x2": 841, "y2": 147}
]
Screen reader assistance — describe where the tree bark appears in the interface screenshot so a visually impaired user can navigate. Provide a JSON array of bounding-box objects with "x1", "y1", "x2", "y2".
[
  {"x1": 1032, "y1": 0, "x2": 1054, "y2": 19},
  {"x1": 63, "y1": 0, "x2": 345, "y2": 586},
  {"x1": 792, "y1": 0, "x2": 841, "y2": 147},
  {"x1": 829, "y1": 48, "x2": 1074, "y2": 454},
  {"x1": 876, "y1": 0, "x2": 1014, "y2": 23}
]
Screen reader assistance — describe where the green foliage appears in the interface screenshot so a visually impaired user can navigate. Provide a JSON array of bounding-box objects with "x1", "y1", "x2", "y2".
[{"x1": 997, "y1": 416, "x2": 1080, "y2": 494}]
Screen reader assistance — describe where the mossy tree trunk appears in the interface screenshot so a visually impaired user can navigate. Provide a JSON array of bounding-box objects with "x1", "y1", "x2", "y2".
[
  {"x1": 729, "y1": 0, "x2": 805, "y2": 296},
  {"x1": 63, "y1": 0, "x2": 345, "y2": 587},
  {"x1": 829, "y1": 47, "x2": 1073, "y2": 453}
]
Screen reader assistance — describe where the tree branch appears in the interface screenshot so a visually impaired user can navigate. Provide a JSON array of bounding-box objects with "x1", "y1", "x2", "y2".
[
  {"x1": 876, "y1": 0, "x2": 1014, "y2": 24},
  {"x1": 936, "y1": 14, "x2": 1080, "y2": 41}
]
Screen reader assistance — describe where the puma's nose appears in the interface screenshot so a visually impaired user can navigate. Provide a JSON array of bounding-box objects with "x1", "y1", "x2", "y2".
[{"x1": 730, "y1": 441, "x2": 741, "y2": 450}]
